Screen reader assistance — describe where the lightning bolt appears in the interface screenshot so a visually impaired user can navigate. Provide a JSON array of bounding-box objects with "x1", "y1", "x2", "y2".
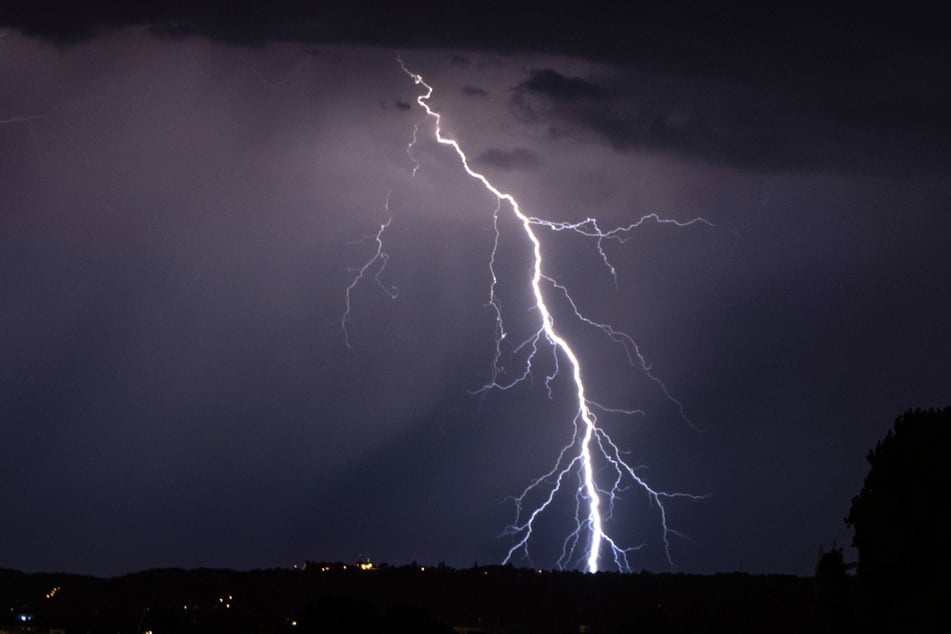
[
  {"x1": 339, "y1": 190, "x2": 398, "y2": 350},
  {"x1": 347, "y1": 59, "x2": 710, "y2": 572}
]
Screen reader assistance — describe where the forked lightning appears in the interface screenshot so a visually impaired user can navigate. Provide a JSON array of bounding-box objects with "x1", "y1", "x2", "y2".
[{"x1": 345, "y1": 59, "x2": 709, "y2": 572}]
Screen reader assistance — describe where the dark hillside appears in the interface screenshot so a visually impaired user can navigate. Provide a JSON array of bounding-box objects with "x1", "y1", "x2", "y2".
[{"x1": 2, "y1": 564, "x2": 826, "y2": 633}]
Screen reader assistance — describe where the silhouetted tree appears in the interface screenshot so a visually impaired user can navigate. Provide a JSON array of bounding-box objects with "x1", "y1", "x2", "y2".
[
  {"x1": 814, "y1": 542, "x2": 852, "y2": 633},
  {"x1": 845, "y1": 407, "x2": 951, "y2": 633}
]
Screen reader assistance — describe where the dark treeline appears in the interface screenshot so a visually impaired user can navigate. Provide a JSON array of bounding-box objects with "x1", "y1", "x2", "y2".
[{"x1": 2, "y1": 563, "x2": 825, "y2": 634}]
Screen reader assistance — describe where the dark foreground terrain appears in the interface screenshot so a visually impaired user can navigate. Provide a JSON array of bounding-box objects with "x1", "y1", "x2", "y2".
[{"x1": 2, "y1": 563, "x2": 842, "y2": 634}]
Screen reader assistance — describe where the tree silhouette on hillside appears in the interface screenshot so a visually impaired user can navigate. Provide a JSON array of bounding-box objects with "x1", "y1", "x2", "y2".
[
  {"x1": 845, "y1": 407, "x2": 950, "y2": 633},
  {"x1": 814, "y1": 543, "x2": 852, "y2": 633}
]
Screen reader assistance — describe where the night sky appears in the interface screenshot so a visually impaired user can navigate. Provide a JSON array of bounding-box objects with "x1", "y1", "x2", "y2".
[{"x1": 2, "y1": 3, "x2": 949, "y2": 577}]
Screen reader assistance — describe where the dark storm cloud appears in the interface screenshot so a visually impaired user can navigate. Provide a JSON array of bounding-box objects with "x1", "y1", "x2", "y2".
[
  {"x1": 461, "y1": 86, "x2": 487, "y2": 98},
  {"x1": 4, "y1": 2, "x2": 947, "y2": 81},
  {"x1": 3, "y1": 3, "x2": 947, "y2": 81},
  {"x1": 4, "y1": 2, "x2": 948, "y2": 175},
  {"x1": 510, "y1": 67, "x2": 951, "y2": 174},
  {"x1": 510, "y1": 68, "x2": 803, "y2": 171},
  {"x1": 516, "y1": 69, "x2": 611, "y2": 102},
  {"x1": 474, "y1": 147, "x2": 542, "y2": 171}
]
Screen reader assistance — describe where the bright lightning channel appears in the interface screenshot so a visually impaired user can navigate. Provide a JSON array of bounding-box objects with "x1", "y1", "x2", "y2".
[
  {"x1": 348, "y1": 59, "x2": 710, "y2": 573},
  {"x1": 339, "y1": 190, "x2": 397, "y2": 350}
]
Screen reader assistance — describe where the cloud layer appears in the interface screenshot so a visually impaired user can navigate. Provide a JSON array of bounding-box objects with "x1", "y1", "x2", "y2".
[{"x1": 4, "y1": 2, "x2": 949, "y2": 173}]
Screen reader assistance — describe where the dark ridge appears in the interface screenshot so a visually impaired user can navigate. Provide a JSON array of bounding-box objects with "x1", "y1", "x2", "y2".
[{"x1": 2, "y1": 563, "x2": 828, "y2": 633}]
